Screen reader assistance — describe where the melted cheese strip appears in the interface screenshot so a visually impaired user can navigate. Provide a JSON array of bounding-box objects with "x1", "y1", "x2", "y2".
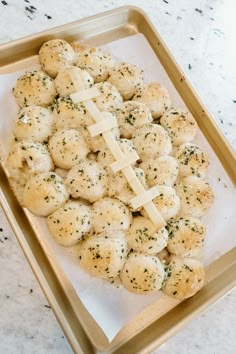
[
  {"x1": 69, "y1": 71, "x2": 166, "y2": 229},
  {"x1": 88, "y1": 114, "x2": 118, "y2": 137},
  {"x1": 70, "y1": 87, "x2": 100, "y2": 102},
  {"x1": 130, "y1": 186, "x2": 160, "y2": 210},
  {"x1": 110, "y1": 150, "x2": 139, "y2": 173}
]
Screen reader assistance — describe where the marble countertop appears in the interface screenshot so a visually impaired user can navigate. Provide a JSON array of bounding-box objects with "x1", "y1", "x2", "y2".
[{"x1": 0, "y1": 0, "x2": 235, "y2": 353}]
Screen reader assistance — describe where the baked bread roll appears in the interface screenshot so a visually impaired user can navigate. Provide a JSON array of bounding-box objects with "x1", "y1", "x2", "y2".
[
  {"x1": 52, "y1": 96, "x2": 94, "y2": 130},
  {"x1": 140, "y1": 155, "x2": 179, "y2": 187},
  {"x1": 162, "y1": 256, "x2": 205, "y2": 300},
  {"x1": 120, "y1": 253, "x2": 165, "y2": 294},
  {"x1": 48, "y1": 128, "x2": 89, "y2": 169},
  {"x1": 78, "y1": 231, "x2": 127, "y2": 279},
  {"x1": 160, "y1": 108, "x2": 197, "y2": 146},
  {"x1": 92, "y1": 197, "x2": 132, "y2": 233},
  {"x1": 133, "y1": 82, "x2": 171, "y2": 119},
  {"x1": 47, "y1": 201, "x2": 92, "y2": 246},
  {"x1": 76, "y1": 47, "x2": 115, "y2": 83},
  {"x1": 6, "y1": 140, "x2": 53, "y2": 183},
  {"x1": 22, "y1": 172, "x2": 69, "y2": 216},
  {"x1": 108, "y1": 62, "x2": 144, "y2": 100},
  {"x1": 93, "y1": 81, "x2": 123, "y2": 112},
  {"x1": 13, "y1": 106, "x2": 53, "y2": 143},
  {"x1": 39, "y1": 39, "x2": 75, "y2": 78},
  {"x1": 174, "y1": 143, "x2": 209, "y2": 178},
  {"x1": 55, "y1": 66, "x2": 94, "y2": 97},
  {"x1": 127, "y1": 216, "x2": 168, "y2": 254},
  {"x1": 175, "y1": 176, "x2": 214, "y2": 218},
  {"x1": 65, "y1": 159, "x2": 108, "y2": 202},
  {"x1": 13, "y1": 70, "x2": 57, "y2": 107},
  {"x1": 116, "y1": 101, "x2": 153, "y2": 139},
  {"x1": 167, "y1": 217, "x2": 206, "y2": 258},
  {"x1": 133, "y1": 124, "x2": 172, "y2": 161}
]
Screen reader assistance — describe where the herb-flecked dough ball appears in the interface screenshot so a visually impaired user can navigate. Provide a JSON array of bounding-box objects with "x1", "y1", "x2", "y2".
[
  {"x1": 126, "y1": 216, "x2": 168, "y2": 254},
  {"x1": 167, "y1": 217, "x2": 206, "y2": 258},
  {"x1": 162, "y1": 256, "x2": 205, "y2": 300},
  {"x1": 52, "y1": 96, "x2": 94, "y2": 130},
  {"x1": 47, "y1": 201, "x2": 92, "y2": 246},
  {"x1": 108, "y1": 62, "x2": 144, "y2": 100},
  {"x1": 76, "y1": 47, "x2": 115, "y2": 83},
  {"x1": 116, "y1": 101, "x2": 153, "y2": 138},
  {"x1": 65, "y1": 159, "x2": 108, "y2": 202},
  {"x1": 93, "y1": 81, "x2": 123, "y2": 112},
  {"x1": 78, "y1": 231, "x2": 128, "y2": 279},
  {"x1": 13, "y1": 71, "x2": 57, "y2": 108},
  {"x1": 133, "y1": 82, "x2": 171, "y2": 119},
  {"x1": 160, "y1": 108, "x2": 197, "y2": 146},
  {"x1": 6, "y1": 140, "x2": 54, "y2": 183},
  {"x1": 22, "y1": 172, "x2": 69, "y2": 216},
  {"x1": 140, "y1": 156, "x2": 179, "y2": 187},
  {"x1": 175, "y1": 176, "x2": 214, "y2": 218},
  {"x1": 39, "y1": 39, "x2": 75, "y2": 78},
  {"x1": 132, "y1": 124, "x2": 172, "y2": 161},
  {"x1": 13, "y1": 106, "x2": 53, "y2": 143},
  {"x1": 120, "y1": 253, "x2": 165, "y2": 294},
  {"x1": 48, "y1": 128, "x2": 89, "y2": 169},
  {"x1": 92, "y1": 197, "x2": 132, "y2": 233},
  {"x1": 55, "y1": 66, "x2": 94, "y2": 97}
]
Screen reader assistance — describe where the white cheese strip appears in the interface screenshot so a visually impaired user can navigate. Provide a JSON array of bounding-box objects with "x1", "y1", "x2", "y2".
[
  {"x1": 130, "y1": 186, "x2": 160, "y2": 210},
  {"x1": 70, "y1": 87, "x2": 100, "y2": 103},
  {"x1": 143, "y1": 202, "x2": 166, "y2": 228},
  {"x1": 68, "y1": 68, "x2": 85, "y2": 91},
  {"x1": 88, "y1": 115, "x2": 118, "y2": 137},
  {"x1": 84, "y1": 100, "x2": 101, "y2": 121},
  {"x1": 110, "y1": 150, "x2": 139, "y2": 173},
  {"x1": 103, "y1": 131, "x2": 124, "y2": 160}
]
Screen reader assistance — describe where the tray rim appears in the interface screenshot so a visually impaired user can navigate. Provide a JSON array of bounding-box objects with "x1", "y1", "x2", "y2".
[{"x1": 0, "y1": 5, "x2": 236, "y2": 354}]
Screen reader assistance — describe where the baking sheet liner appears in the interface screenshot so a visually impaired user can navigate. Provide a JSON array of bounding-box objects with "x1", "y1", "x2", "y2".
[{"x1": 0, "y1": 33, "x2": 235, "y2": 342}]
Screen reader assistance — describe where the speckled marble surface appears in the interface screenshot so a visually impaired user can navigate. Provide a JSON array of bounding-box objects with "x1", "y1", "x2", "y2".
[{"x1": 0, "y1": 0, "x2": 235, "y2": 353}]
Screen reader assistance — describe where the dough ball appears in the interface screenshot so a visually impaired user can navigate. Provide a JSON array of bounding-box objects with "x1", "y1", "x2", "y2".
[
  {"x1": 76, "y1": 47, "x2": 115, "y2": 82},
  {"x1": 120, "y1": 253, "x2": 165, "y2": 294},
  {"x1": 160, "y1": 108, "x2": 197, "y2": 146},
  {"x1": 133, "y1": 82, "x2": 171, "y2": 119},
  {"x1": 133, "y1": 124, "x2": 172, "y2": 161},
  {"x1": 140, "y1": 156, "x2": 179, "y2": 187},
  {"x1": 93, "y1": 81, "x2": 123, "y2": 112},
  {"x1": 116, "y1": 101, "x2": 153, "y2": 138},
  {"x1": 48, "y1": 128, "x2": 89, "y2": 169},
  {"x1": 52, "y1": 96, "x2": 94, "y2": 130},
  {"x1": 78, "y1": 231, "x2": 128, "y2": 279},
  {"x1": 92, "y1": 197, "x2": 132, "y2": 233},
  {"x1": 6, "y1": 140, "x2": 53, "y2": 183},
  {"x1": 174, "y1": 143, "x2": 209, "y2": 178},
  {"x1": 22, "y1": 172, "x2": 69, "y2": 216},
  {"x1": 108, "y1": 167, "x2": 147, "y2": 211},
  {"x1": 55, "y1": 66, "x2": 94, "y2": 97},
  {"x1": 97, "y1": 138, "x2": 137, "y2": 168},
  {"x1": 39, "y1": 39, "x2": 75, "y2": 78},
  {"x1": 13, "y1": 106, "x2": 53, "y2": 143},
  {"x1": 13, "y1": 71, "x2": 57, "y2": 107},
  {"x1": 162, "y1": 256, "x2": 205, "y2": 300},
  {"x1": 142, "y1": 185, "x2": 180, "y2": 221},
  {"x1": 175, "y1": 176, "x2": 214, "y2": 218},
  {"x1": 81, "y1": 112, "x2": 120, "y2": 152},
  {"x1": 167, "y1": 217, "x2": 206, "y2": 258},
  {"x1": 47, "y1": 201, "x2": 92, "y2": 246},
  {"x1": 108, "y1": 62, "x2": 144, "y2": 100},
  {"x1": 65, "y1": 159, "x2": 108, "y2": 202},
  {"x1": 127, "y1": 216, "x2": 168, "y2": 254}
]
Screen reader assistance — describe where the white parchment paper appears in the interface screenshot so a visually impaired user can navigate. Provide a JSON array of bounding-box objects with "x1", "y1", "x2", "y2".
[{"x1": 0, "y1": 34, "x2": 235, "y2": 341}]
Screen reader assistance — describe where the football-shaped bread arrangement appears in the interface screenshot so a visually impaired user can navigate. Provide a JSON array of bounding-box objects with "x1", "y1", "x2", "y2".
[{"x1": 6, "y1": 38, "x2": 214, "y2": 300}]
